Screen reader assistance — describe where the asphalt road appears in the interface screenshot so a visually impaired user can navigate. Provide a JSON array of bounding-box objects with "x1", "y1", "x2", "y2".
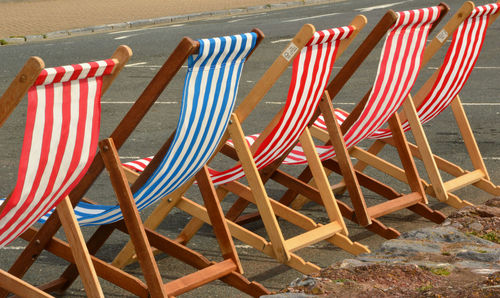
[{"x1": 1, "y1": 0, "x2": 499, "y2": 296}]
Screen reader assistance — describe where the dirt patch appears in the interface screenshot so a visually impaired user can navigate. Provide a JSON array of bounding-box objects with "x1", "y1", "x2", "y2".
[{"x1": 283, "y1": 264, "x2": 499, "y2": 297}]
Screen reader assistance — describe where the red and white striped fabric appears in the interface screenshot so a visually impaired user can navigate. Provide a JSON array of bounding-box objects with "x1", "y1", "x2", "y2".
[
  {"x1": 0, "y1": 59, "x2": 115, "y2": 247},
  {"x1": 368, "y1": 3, "x2": 500, "y2": 139},
  {"x1": 281, "y1": 6, "x2": 442, "y2": 164},
  {"x1": 210, "y1": 26, "x2": 354, "y2": 184}
]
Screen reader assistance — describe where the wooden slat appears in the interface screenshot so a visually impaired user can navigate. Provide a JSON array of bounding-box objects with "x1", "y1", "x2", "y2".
[
  {"x1": 285, "y1": 222, "x2": 342, "y2": 252},
  {"x1": 443, "y1": 169, "x2": 486, "y2": 193},
  {"x1": 367, "y1": 192, "x2": 422, "y2": 219},
  {"x1": 165, "y1": 259, "x2": 237, "y2": 297}
]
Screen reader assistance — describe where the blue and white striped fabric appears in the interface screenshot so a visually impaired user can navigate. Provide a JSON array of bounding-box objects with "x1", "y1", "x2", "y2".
[{"x1": 38, "y1": 32, "x2": 258, "y2": 225}]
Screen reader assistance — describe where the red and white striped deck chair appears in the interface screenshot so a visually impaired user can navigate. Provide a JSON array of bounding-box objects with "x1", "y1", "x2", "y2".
[
  {"x1": 269, "y1": 5, "x2": 450, "y2": 240},
  {"x1": 348, "y1": 2, "x2": 500, "y2": 209},
  {"x1": 0, "y1": 46, "x2": 130, "y2": 297},
  {"x1": 145, "y1": 18, "x2": 371, "y2": 274},
  {"x1": 8, "y1": 32, "x2": 269, "y2": 298}
]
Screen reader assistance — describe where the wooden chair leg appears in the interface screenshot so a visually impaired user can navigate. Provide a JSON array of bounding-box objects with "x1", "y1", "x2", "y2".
[
  {"x1": 451, "y1": 95, "x2": 490, "y2": 179},
  {"x1": 387, "y1": 110, "x2": 427, "y2": 203},
  {"x1": 56, "y1": 197, "x2": 104, "y2": 298},
  {"x1": 402, "y1": 94, "x2": 449, "y2": 202},
  {"x1": 227, "y1": 113, "x2": 290, "y2": 263},
  {"x1": 196, "y1": 166, "x2": 243, "y2": 273},
  {"x1": 319, "y1": 95, "x2": 371, "y2": 226},
  {"x1": 49, "y1": 225, "x2": 115, "y2": 293},
  {"x1": 298, "y1": 127, "x2": 347, "y2": 233},
  {"x1": 99, "y1": 138, "x2": 166, "y2": 297}
]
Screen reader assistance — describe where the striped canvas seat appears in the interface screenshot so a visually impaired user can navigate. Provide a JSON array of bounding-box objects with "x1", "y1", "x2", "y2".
[
  {"x1": 61, "y1": 33, "x2": 258, "y2": 226},
  {"x1": 0, "y1": 60, "x2": 115, "y2": 247},
  {"x1": 339, "y1": 2, "x2": 500, "y2": 209},
  {"x1": 209, "y1": 26, "x2": 355, "y2": 185},
  {"x1": 122, "y1": 27, "x2": 356, "y2": 182},
  {"x1": 276, "y1": 6, "x2": 442, "y2": 165},
  {"x1": 368, "y1": 3, "x2": 500, "y2": 139}
]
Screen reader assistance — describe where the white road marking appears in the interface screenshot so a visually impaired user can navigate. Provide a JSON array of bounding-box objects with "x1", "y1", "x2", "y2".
[
  {"x1": 282, "y1": 12, "x2": 340, "y2": 23},
  {"x1": 0, "y1": 246, "x2": 25, "y2": 250},
  {"x1": 114, "y1": 34, "x2": 137, "y2": 40},
  {"x1": 484, "y1": 157, "x2": 500, "y2": 160},
  {"x1": 120, "y1": 156, "x2": 142, "y2": 160},
  {"x1": 266, "y1": 101, "x2": 354, "y2": 105},
  {"x1": 227, "y1": 13, "x2": 267, "y2": 23},
  {"x1": 356, "y1": 1, "x2": 410, "y2": 12},
  {"x1": 125, "y1": 62, "x2": 148, "y2": 67},
  {"x1": 235, "y1": 244, "x2": 253, "y2": 249},
  {"x1": 109, "y1": 24, "x2": 184, "y2": 35},
  {"x1": 271, "y1": 38, "x2": 292, "y2": 44},
  {"x1": 428, "y1": 66, "x2": 500, "y2": 70},
  {"x1": 101, "y1": 101, "x2": 178, "y2": 104}
]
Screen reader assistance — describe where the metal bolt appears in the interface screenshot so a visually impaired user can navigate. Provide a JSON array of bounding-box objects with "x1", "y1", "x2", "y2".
[
  {"x1": 35, "y1": 239, "x2": 40, "y2": 245},
  {"x1": 167, "y1": 198, "x2": 173, "y2": 202},
  {"x1": 103, "y1": 145, "x2": 109, "y2": 151},
  {"x1": 20, "y1": 74, "x2": 27, "y2": 83}
]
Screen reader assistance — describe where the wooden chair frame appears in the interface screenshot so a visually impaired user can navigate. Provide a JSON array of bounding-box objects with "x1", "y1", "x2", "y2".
[
  {"x1": 3, "y1": 32, "x2": 269, "y2": 297},
  {"x1": 226, "y1": 5, "x2": 451, "y2": 240},
  {"x1": 347, "y1": 1, "x2": 500, "y2": 209},
  {"x1": 119, "y1": 18, "x2": 371, "y2": 275},
  {"x1": 0, "y1": 46, "x2": 132, "y2": 297}
]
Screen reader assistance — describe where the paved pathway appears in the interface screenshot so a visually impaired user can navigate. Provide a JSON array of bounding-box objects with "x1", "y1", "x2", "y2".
[{"x1": 0, "y1": 0, "x2": 335, "y2": 39}]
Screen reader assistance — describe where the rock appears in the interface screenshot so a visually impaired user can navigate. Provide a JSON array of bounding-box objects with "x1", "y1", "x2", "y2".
[
  {"x1": 456, "y1": 246, "x2": 500, "y2": 263},
  {"x1": 485, "y1": 197, "x2": 500, "y2": 208},
  {"x1": 289, "y1": 276, "x2": 316, "y2": 288},
  {"x1": 470, "y1": 222, "x2": 484, "y2": 231},
  {"x1": 261, "y1": 294, "x2": 314, "y2": 298},
  {"x1": 340, "y1": 258, "x2": 366, "y2": 268},
  {"x1": 380, "y1": 239, "x2": 442, "y2": 255},
  {"x1": 471, "y1": 268, "x2": 500, "y2": 275},
  {"x1": 476, "y1": 206, "x2": 500, "y2": 218}
]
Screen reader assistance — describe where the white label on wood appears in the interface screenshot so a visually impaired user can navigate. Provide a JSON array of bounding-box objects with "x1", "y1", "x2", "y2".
[
  {"x1": 436, "y1": 29, "x2": 448, "y2": 43},
  {"x1": 282, "y1": 42, "x2": 299, "y2": 62}
]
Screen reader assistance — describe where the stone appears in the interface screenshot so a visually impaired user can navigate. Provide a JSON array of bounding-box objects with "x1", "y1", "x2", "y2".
[
  {"x1": 340, "y1": 258, "x2": 367, "y2": 268},
  {"x1": 261, "y1": 294, "x2": 314, "y2": 298},
  {"x1": 456, "y1": 247, "x2": 500, "y2": 263},
  {"x1": 380, "y1": 239, "x2": 442, "y2": 255},
  {"x1": 469, "y1": 222, "x2": 484, "y2": 231},
  {"x1": 485, "y1": 197, "x2": 500, "y2": 208}
]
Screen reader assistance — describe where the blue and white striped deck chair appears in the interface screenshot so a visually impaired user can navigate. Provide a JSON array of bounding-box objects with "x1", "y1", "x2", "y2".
[{"x1": 23, "y1": 31, "x2": 268, "y2": 297}]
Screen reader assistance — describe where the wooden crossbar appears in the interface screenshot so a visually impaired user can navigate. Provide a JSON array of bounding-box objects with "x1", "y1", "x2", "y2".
[
  {"x1": 285, "y1": 222, "x2": 343, "y2": 252},
  {"x1": 165, "y1": 259, "x2": 237, "y2": 297},
  {"x1": 367, "y1": 192, "x2": 423, "y2": 219}
]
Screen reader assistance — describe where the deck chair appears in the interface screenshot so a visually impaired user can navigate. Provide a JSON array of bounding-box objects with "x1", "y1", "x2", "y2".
[
  {"x1": 345, "y1": 2, "x2": 500, "y2": 209},
  {"x1": 0, "y1": 46, "x2": 131, "y2": 297},
  {"x1": 117, "y1": 17, "x2": 370, "y2": 275},
  {"x1": 251, "y1": 5, "x2": 451, "y2": 240},
  {"x1": 6, "y1": 31, "x2": 269, "y2": 297}
]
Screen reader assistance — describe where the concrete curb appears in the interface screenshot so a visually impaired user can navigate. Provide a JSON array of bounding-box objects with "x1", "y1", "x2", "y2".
[{"x1": 0, "y1": 0, "x2": 330, "y2": 45}]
